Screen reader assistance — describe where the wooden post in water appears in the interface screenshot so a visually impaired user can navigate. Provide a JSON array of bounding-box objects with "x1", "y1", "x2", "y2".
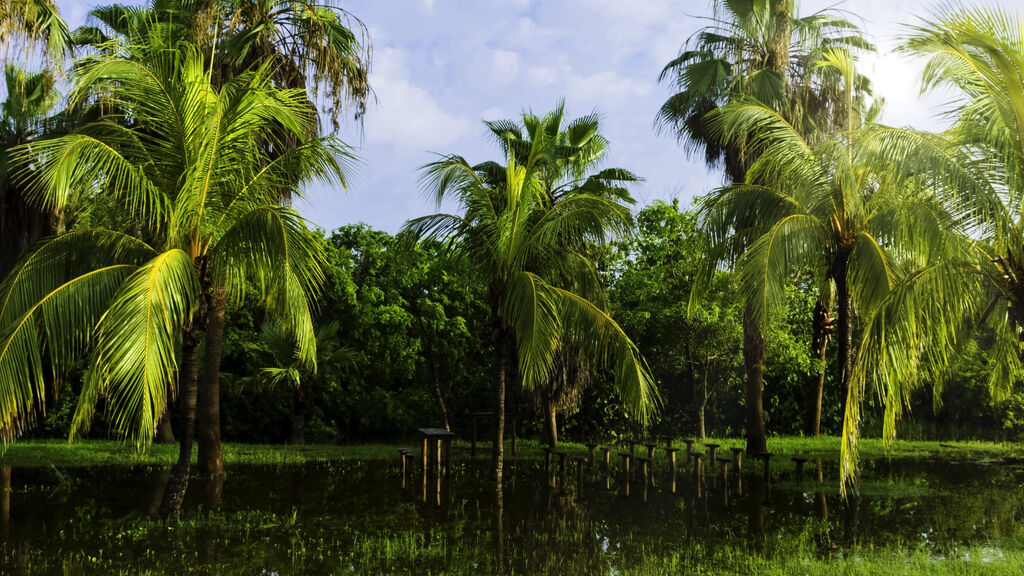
[
  {"x1": 706, "y1": 443, "x2": 720, "y2": 467},
  {"x1": 761, "y1": 452, "x2": 774, "y2": 484},
  {"x1": 601, "y1": 447, "x2": 612, "y2": 470},
  {"x1": 730, "y1": 448, "x2": 744, "y2": 475},
  {"x1": 684, "y1": 439, "x2": 694, "y2": 460},
  {"x1": 573, "y1": 456, "x2": 588, "y2": 497}
]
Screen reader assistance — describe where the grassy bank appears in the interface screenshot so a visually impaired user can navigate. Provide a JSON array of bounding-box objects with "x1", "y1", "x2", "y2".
[{"x1": 0, "y1": 435, "x2": 1018, "y2": 469}]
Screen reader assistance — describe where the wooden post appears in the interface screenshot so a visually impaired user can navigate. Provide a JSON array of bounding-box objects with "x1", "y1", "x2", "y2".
[
  {"x1": 684, "y1": 439, "x2": 694, "y2": 460},
  {"x1": 422, "y1": 437, "x2": 428, "y2": 472},
  {"x1": 706, "y1": 443, "x2": 720, "y2": 467},
  {"x1": 574, "y1": 456, "x2": 587, "y2": 497},
  {"x1": 602, "y1": 447, "x2": 611, "y2": 470}
]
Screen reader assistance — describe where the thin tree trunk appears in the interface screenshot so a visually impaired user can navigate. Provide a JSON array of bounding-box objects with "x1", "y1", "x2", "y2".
[
  {"x1": 155, "y1": 401, "x2": 176, "y2": 444},
  {"x1": 491, "y1": 309, "x2": 509, "y2": 493},
  {"x1": 197, "y1": 289, "x2": 226, "y2": 477},
  {"x1": 698, "y1": 402, "x2": 706, "y2": 440},
  {"x1": 807, "y1": 300, "x2": 831, "y2": 436},
  {"x1": 291, "y1": 385, "x2": 306, "y2": 444},
  {"x1": 418, "y1": 319, "x2": 450, "y2": 431},
  {"x1": 160, "y1": 327, "x2": 201, "y2": 518},
  {"x1": 835, "y1": 254, "x2": 853, "y2": 422},
  {"x1": 743, "y1": 307, "x2": 767, "y2": 456}
]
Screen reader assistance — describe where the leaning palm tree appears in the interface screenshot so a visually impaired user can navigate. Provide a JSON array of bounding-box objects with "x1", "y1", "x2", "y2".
[
  {"x1": 706, "y1": 50, "x2": 972, "y2": 492},
  {"x1": 659, "y1": 0, "x2": 873, "y2": 453},
  {"x1": 831, "y1": 5, "x2": 1024, "y2": 487},
  {"x1": 1, "y1": 40, "x2": 350, "y2": 515},
  {"x1": 405, "y1": 113, "x2": 657, "y2": 492}
]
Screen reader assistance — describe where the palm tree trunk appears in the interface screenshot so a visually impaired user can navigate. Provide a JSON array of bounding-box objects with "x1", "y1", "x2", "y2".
[
  {"x1": 807, "y1": 300, "x2": 831, "y2": 436},
  {"x1": 291, "y1": 385, "x2": 306, "y2": 444},
  {"x1": 743, "y1": 307, "x2": 767, "y2": 455},
  {"x1": 835, "y1": 254, "x2": 853, "y2": 422},
  {"x1": 197, "y1": 288, "x2": 226, "y2": 477},
  {"x1": 543, "y1": 394, "x2": 557, "y2": 449},
  {"x1": 491, "y1": 311, "x2": 510, "y2": 492},
  {"x1": 160, "y1": 326, "x2": 201, "y2": 518}
]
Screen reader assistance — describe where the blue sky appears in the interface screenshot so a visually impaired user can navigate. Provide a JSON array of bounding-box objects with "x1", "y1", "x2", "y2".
[{"x1": 54, "y1": 0, "x2": 1008, "y2": 233}]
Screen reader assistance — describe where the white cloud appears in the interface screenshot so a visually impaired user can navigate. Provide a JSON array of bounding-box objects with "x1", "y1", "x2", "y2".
[
  {"x1": 490, "y1": 49, "x2": 521, "y2": 84},
  {"x1": 364, "y1": 48, "x2": 472, "y2": 150}
]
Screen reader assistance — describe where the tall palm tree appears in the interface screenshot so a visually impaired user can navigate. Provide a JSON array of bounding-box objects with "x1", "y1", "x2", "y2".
[
  {"x1": 659, "y1": 0, "x2": 872, "y2": 452},
  {"x1": 1, "y1": 40, "x2": 350, "y2": 515},
  {"x1": 405, "y1": 110, "x2": 657, "y2": 492},
  {"x1": 482, "y1": 102, "x2": 641, "y2": 448}
]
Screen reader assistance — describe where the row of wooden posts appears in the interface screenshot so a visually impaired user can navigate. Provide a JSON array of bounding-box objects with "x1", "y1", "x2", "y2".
[{"x1": 398, "y1": 432, "x2": 819, "y2": 487}]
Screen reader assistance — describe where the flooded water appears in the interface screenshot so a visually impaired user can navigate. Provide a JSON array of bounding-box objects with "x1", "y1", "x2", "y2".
[{"x1": 1, "y1": 451, "x2": 1022, "y2": 574}]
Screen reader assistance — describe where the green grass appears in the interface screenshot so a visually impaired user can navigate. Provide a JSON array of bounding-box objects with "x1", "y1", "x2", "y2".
[{"x1": 0, "y1": 435, "x2": 1018, "y2": 469}]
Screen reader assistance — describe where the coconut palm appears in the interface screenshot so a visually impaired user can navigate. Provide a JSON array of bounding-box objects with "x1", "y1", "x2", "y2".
[
  {"x1": 482, "y1": 102, "x2": 641, "y2": 448},
  {"x1": 826, "y1": 5, "x2": 1024, "y2": 487},
  {"x1": 1, "y1": 39, "x2": 350, "y2": 515},
  {"x1": 74, "y1": 0, "x2": 369, "y2": 471},
  {"x1": 405, "y1": 111, "x2": 657, "y2": 491},
  {"x1": 659, "y1": 0, "x2": 873, "y2": 451},
  {"x1": 705, "y1": 50, "x2": 971, "y2": 492},
  {"x1": 0, "y1": 0, "x2": 72, "y2": 65}
]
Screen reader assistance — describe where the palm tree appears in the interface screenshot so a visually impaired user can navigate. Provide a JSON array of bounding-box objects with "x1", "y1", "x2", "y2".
[
  {"x1": 1, "y1": 40, "x2": 350, "y2": 515},
  {"x1": 0, "y1": 0, "x2": 72, "y2": 65},
  {"x1": 244, "y1": 320, "x2": 357, "y2": 444},
  {"x1": 482, "y1": 102, "x2": 642, "y2": 448},
  {"x1": 830, "y1": 5, "x2": 1024, "y2": 487},
  {"x1": 405, "y1": 109, "x2": 657, "y2": 491},
  {"x1": 706, "y1": 51, "x2": 969, "y2": 492},
  {"x1": 75, "y1": 0, "x2": 370, "y2": 472},
  {"x1": 659, "y1": 0, "x2": 872, "y2": 452}
]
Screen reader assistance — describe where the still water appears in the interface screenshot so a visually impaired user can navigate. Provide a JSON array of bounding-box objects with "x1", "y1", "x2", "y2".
[{"x1": 0, "y1": 452, "x2": 1022, "y2": 574}]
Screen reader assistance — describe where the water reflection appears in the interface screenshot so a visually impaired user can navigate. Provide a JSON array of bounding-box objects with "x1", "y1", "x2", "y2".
[{"x1": 0, "y1": 455, "x2": 1021, "y2": 575}]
